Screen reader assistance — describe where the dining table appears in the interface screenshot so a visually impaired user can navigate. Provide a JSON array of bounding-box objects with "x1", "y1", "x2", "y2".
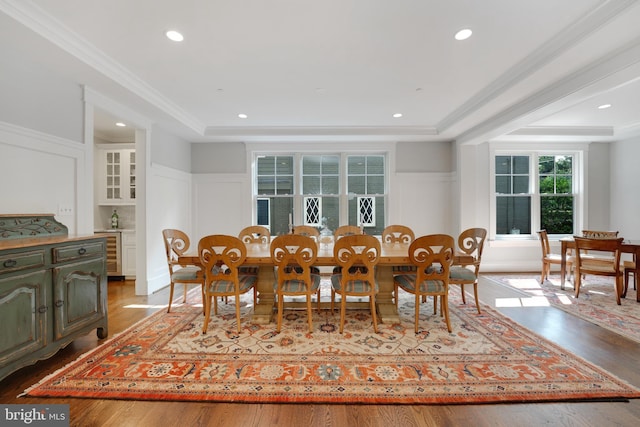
[
  {"x1": 559, "y1": 236, "x2": 640, "y2": 301},
  {"x1": 179, "y1": 236, "x2": 475, "y2": 325}
]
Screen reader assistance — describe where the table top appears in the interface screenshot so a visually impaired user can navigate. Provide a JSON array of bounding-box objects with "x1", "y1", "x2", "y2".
[{"x1": 180, "y1": 240, "x2": 474, "y2": 266}]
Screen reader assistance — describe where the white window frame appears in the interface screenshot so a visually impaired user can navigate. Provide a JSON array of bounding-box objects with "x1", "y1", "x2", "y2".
[
  {"x1": 249, "y1": 143, "x2": 393, "y2": 230},
  {"x1": 489, "y1": 142, "x2": 587, "y2": 242}
]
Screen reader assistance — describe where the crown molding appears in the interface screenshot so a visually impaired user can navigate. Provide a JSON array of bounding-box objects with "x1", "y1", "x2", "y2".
[
  {"x1": 0, "y1": 0, "x2": 206, "y2": 135},
  {"x1": 509, "y1": 126, "x2": 614, "y2": 137},
  {"x1": 204, "y1": 125, "x2": 438, "y2": 137},
  {"x1": 457, "y1": 35, "x2": 640, "y2": 145},
  {"x1": 436, "y1": 0, "x2": 638, "y2": 134}
]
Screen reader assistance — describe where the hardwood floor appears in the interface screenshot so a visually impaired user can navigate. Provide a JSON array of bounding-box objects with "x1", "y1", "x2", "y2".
[{"x1": 2, "y1": 276, "x2": 640, "y2": 426}]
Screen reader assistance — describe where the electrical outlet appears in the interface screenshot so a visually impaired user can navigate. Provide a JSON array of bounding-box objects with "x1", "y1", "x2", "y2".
[{"x1": 58, "y1": 204, "x2": 74, "y2": 216}]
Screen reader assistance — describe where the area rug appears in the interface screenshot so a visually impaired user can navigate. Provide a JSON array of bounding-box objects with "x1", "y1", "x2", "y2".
[
  {"x1": 484, "y1": 274, "x2": 640, "y2": 344},
  {"x1": 23, "y1": 284, "x2": 640, "y2": 404}
]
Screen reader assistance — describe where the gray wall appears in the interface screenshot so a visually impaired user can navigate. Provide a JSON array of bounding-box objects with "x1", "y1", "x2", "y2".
[
  {"x1": 191, "y1": 143, "x2": 247, "y2": 173},
  {"x1": 150, "y1": 124, "x2": 192, "y2": 173},
  {"x1": 396, "y1": 141, "x2": 453, "y2": 172}
]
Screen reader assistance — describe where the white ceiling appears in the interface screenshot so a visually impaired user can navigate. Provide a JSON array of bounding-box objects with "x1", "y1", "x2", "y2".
[{"x1": 2, "y1": 0, "x2": 640, "y2": 144}]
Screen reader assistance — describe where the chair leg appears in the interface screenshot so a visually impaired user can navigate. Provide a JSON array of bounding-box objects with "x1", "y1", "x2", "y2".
[
  {"x1": 442, "y1": 294, "x2": 452, "y2": 333},
  {"x1": 459, "y1": 284, "x2": 467, "y2": 304},
  {"x1": 574, "y1": 273, "x2": 582, "y2": 298},
  {"x1": 615, "y1": 276, "x2": 622, "y2": 305},
  {"x1": 276, "y1": 293, "x2": 283, "y2": 333},
  {"x1": 414, "y1": 294, "x2": 421, "y2": 334},
  {"x1": 235, "y1": 297, "x2": 242, "y2": 334},
  {"x1": 316, "y1": 289, "x2": 321, "y2": 313},
  {"x1": 183, "y1": 284, "x2": 188, "y2": 302},
  {"x1": 339, "y1": 294, "x2": 347, "y2": 334},
  {"x1": 306, "y1": 296, "x2": 313, "y2": 333},
  {"x1": 167, "y1": 282, "x2": 175, "y2": 313},
  {"x1": 473, "y1": 282, "x2": 481, "y2": 314},
  {"x1": 540, "y1": 263, "x2": 546, "y2": 283},
  {"x1": 202, "y1": 295, "x2": 212, "y2": 334},
  {"x1": 370, "y1": 295, "x2": 378, "y2": 333}
]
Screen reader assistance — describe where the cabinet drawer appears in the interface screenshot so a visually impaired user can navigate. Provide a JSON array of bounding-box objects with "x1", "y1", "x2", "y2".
[
  {"x1": 53, "y1": 241, "x2": 104, "y2": 263},
  {"x1": 0, "y1": 250, "x2": 46, "y2": 274}
]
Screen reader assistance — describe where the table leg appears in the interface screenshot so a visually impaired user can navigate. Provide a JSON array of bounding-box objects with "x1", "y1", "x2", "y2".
[
  {"x1": 375, "y1": 265, "x2": 400, "y2": 324},
  {"x1": 251, "y1": 265, "x2": 275, "y2": 324}
]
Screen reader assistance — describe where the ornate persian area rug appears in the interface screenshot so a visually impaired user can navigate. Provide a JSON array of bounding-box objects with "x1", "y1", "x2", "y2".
[
  {"x1": 23, "y1": 284, "x2": 640, "y2": 404},
  {"x1": 484, "y1": 274, "x2": 640, "y2": 344}
]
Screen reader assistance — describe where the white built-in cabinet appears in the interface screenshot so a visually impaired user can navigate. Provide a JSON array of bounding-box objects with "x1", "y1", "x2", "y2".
[
  {"x1": 96, "y1": 144, "x2": 136, "y2": 205},
  {"x1": 121, "y1": 230, "x2": 136, "y2": 278}
]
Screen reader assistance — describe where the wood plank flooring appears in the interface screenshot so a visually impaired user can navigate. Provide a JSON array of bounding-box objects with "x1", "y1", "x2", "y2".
[{"x1": 2, "y1": 276, "x2": 640, "y2": 427}]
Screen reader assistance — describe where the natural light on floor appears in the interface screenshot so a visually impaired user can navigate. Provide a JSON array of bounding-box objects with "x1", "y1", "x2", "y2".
[{"x1": 493, "y1": 276, "x2": 582, "y2": 307}]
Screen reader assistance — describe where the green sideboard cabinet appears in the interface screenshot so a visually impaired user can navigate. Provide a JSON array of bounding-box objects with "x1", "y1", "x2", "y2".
[{"x1": 0, "y1": 214, "x2": 108, "y2": 382}]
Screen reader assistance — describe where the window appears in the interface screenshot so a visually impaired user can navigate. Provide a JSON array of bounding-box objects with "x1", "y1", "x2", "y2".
[
  {"x1": 254, "y1": 153, "x2": 387, "y2": 235},
  {"x1": 493, "y1": 151, "x2": 577, "y2": 237}
]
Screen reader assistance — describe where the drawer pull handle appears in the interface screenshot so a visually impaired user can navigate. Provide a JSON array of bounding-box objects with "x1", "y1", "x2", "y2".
[
  {"x1": 38, "y1": 305, "x2": 47, "y2": 313},
  {"x1": 55, "y1": 300, "x2": 64, "y2": 308},
  {"x1": 3, "y1": 259, "x2": 17, "y2": 268},
  {"x1": 78, "y1": 247, "x2": 87, "y2": 255}
]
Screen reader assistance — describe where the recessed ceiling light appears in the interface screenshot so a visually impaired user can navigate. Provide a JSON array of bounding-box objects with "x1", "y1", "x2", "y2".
[
  {"x1": 115, "y1": 122, "x2": 126, "y2": 127},
  {"x1": 393, "y1": 113, "x2": 403, "y2": 118},
  {"x1": 238, "y1": 113, "x2": 248, "y2": 119},
  {"x1": 165, "y1": 30, "x2": 184, "y2": 42},
  {"x1": 598, "y1": 104, "x2": 612, "y2": 109},
  {"x1": 455, "y1": 28, "x2": 473, "y2": 41}
]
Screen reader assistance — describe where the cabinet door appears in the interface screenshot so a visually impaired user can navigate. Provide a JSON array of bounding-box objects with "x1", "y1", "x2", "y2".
[
  {"x1": 52, "y1": 258, "x2": 107, "y2": 340},
  {"x1": 0, "y1": 270, "x2": 49, "y2": 367},
  {"x1": 97, "y1": 147, "x2": 135, "y2": 205},
  {"x1": 121, "y1": 231, "x2": 136, "y2": 277}
]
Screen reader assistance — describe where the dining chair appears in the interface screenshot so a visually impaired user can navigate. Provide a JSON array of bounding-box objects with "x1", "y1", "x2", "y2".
[
  {"x1": 292, "y1": 225, "x2": 321, "y2": 274},
  {"x1": 162, "y1": 229, "x2": 205, "y2": 313},
  {"x1": 330, "y1": 234, "x2": 381, "y2": 333},
  {"x1": 449, "y1": 227, "x2": 487, "y2": 314},
  {"x1": 382, "y1": 224, "x2": 416, "y2": 275},
  {"x1": 334, "y1": 225, "x2": 362, "y2": 239},
  {"x1": 237, "y1": 225, "x2": 271, "y2": 275},
  {"x1": 573, "y1": 236, "x2": 624, "y2": 305},
  {"x1": 581, "y1": 230, "x2": 619, "y2": 238},
  {"x1": 537, "y1": 230, "x2": 574, "y2": 284},
  {"x1": 198, "y1": 234, "x2": 257, "y2": 334},
  {"x1": 393, "y1": 234, "x2": 455, "y2": 333},
  {"x1": 271, "y1": 234, "x2": 322, "y2": 333}
]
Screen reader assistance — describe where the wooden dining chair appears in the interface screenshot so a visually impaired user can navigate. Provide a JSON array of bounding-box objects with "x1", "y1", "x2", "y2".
[
  {"x1": 292, "y1": 225, "x2": 320, "y2": 238},
  {"x1": 573, "y1": 236, "x2": 624, "y2": 305},
  {"x1": 393, "y1": 234, "x2": 455, "y2": 333},
  {"x1": 198, "y1": 234, "x2": 257, "y2": 334},
  {"x1": 271, "y1": 234, "x2": 322, "y2": 333},
  {"x1": 333, "y1": 225, "x2": 362, "y2": 240},
  {"x1": 162, "y1": 229, "x2": 205, "y2": 313},
  {"x1": 449, "y1": 227, "x2": 487, "y2": 314},
  {"x1": 330, "y1": 234, "x2": 381, "y2": 333},
  {"x1": 382, "y1": 224, "x2": 416, "y2": 275},
  {"x1": 238, "y1": 225, "x2": 271, "y2": 275},
  {"x1": 623, "y1": 254, "x2": 636, "y2": 297},
  {"x1": 537, "y1": 230, "x2": 573, "y2": 284}
]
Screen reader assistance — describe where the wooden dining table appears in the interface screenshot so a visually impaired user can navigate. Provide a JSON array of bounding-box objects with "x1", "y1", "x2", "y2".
[
  {"x1": 559, "y1": 237, "x2": 640, "y2": 301},
  {"x1": 179, "y1": 237, "x2": 474, "y2": 325}
]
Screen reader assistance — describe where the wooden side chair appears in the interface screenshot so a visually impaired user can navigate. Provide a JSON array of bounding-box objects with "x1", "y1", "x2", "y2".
[
  {"x1": 449, "y1": 227, "x2": 487, "y2": 314},
  {"x1": 334, "y1": 225, "x2": 362, "y2": 240},
  {"x1": 537, "y1": 230, "x2": 573, "y2": 284},
  {"x1": 238, "y1": 225, "x2": 271, "y2": 275},
  {"x1": 198, "y1": 234, "x2": 257, "y2": 334},
  {"x1": 330, "y1": 234, "x2": 381, "y2": 333},
  {"x1": 271, "y1": 234, "x2": 322, "y2": 333},
  {"x1": 573, "y1": 236, "x2": 624, "y2": 305},
  {"x1": 382, "y1": 224, "x2": 416, "y2": 275},
  {"x1": 162, "y1": 229, "x2": 204, "y2": 313},
  {"x1": 293, "y1": 225, "x2": 320, "y2": 238},
  {"x1": 393, "y1": 234, "x2": 455, "y2": 333}
]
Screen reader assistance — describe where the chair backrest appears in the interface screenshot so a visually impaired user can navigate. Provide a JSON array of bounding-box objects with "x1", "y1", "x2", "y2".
[
  {"x1": 582, "y1": 230, "x2": 619, "y2": 239},
  {"x1": 381, "y1": 225, "x2": 415, "y2": 244},
  {"x1": 162, "y1": 229, "x2": 191, "y2": 272},
  {"x1": 334, "y1": 225, "x2": 362, "y2": 240},
  {"x1": 457, "y1": 228, "x2": 487, "y2": 266},
  {"x1": 573, "y1": 236, "x2": 624, "y2": 273},
  {"x1": 537, "y1": 230, "x2": 551, "y2": 258},
  {"x1": 198, "y1": 235, "x2": 247, "y2": 285},
  {"x1": 271, "y1": 234, "x2": 318, "y2": 285},
  {"x1": 292, "y1": 225, "x2": 320, "y2": 238},
  {"x1": 409, "y1": 234, "x2": 455, "y2": 286},
  {"x1": 333, "y1": 234, "x2": 381, "y2": 284},
  {"x1": 238, "y1": 225, "x2": 271, "y2": 244}
]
